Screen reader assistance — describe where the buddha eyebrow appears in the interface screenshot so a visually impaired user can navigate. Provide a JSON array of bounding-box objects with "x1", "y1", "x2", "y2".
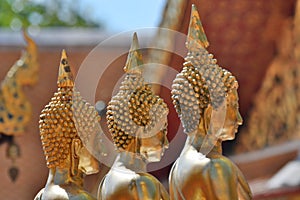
[{"x1": 231, "y1": 102, "x2": 239, "y2": 107}]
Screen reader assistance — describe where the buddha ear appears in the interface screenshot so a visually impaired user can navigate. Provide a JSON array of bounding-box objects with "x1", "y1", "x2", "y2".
[
  {"x1": 135, "y1": 127, "x2": 143, "y2": 154},
  {"x1": 203, "y1": 104, "x2": 212, "y2": 131},
  {"x1": 71, "y1": 139, "x2": 82, "y2": 176},
  {"x1": 71, "y1": 138, "x2": 82, "y2": 158}
]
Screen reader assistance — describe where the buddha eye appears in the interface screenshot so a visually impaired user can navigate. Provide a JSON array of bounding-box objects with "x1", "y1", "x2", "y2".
[
  {"x1": 163, "y1": 128, "x2": 167, "y2": 135},
  {"x1": 233, "y1": 103, "x2": 239, "y2": 110},
  {"x1": 163, "y1": 123, "x2": 168, "y2": 135},
  {"x1": 160, "y1": 123, "x2": 167, "y2": 135}
]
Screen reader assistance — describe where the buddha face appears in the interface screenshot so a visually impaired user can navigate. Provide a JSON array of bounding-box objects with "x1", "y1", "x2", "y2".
[
  {"x1": 74, "y1": 139, "x2": 99, "y2": 175},
  {"x1": 218, "y1": 89, "x2": 243, "y2": 141},
  {"x1": 139, "y1": 116, "x2": 169, "y2": 162}
]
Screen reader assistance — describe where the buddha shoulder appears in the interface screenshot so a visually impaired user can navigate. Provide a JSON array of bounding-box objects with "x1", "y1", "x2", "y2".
[
  {"x1": 99, "y1": 172, "x2": 166, "y2": 200},
  {"x1": 210, "y1": 155, "x2": 236, "y2": 169},
  {"x1": 176, "y1": 154, "x2": 235, "y2": 175},
  {"x1": 34, "y1": 186, "x2": 96, "y2": 200},
  {"x1": 33, "y1": 186, "x2": 69, "y2": 200},
  {"x1": 134, "y1": 173, "x2": 167, "y2": 199},
  {"x1": 135, "y1": 172, "x2": 163, "y2": 187},
  {"x1": 203, "y1": 155, "x2": 235, "y2": 174}
]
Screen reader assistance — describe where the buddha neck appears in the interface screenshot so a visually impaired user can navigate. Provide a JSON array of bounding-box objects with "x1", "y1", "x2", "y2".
[
  {"x1": 46, "y1": 163, "x2": 84, "y2": 187},
  {"x1": 185, "y1": 118, "x2": 223, "y2": 156},
  {"x1": 116, "y1": 151, "x2": 147, "y2": 172},
  {"x1": 186, "y1": 134, "x2": 222, "y2": 155}
]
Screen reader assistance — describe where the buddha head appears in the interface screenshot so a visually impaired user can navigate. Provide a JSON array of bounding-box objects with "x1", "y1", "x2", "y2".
[
  {"x1": 171, "y1": 5, "x2": 242, "y2": 141},
  {"x1": 39, "y1": 50, "x2": 99, "y2": 175},
  {"x1": 106, "y1": 33, "x2": 169, "y2": 162}
]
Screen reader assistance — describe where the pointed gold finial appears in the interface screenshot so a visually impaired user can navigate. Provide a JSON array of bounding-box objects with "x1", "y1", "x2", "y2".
[
  {"x1": 123, "y1": 32, "x2": 143, "y2": 74},
  {"x1": 23, "y1": 30, "x2": 37, "y2": 54},
  {"x1": 57, "y1": 50, "x2": 74, "y2": 87},
  {"x1": 186, "y1": 4, "x2": 209, "y2": 49}
]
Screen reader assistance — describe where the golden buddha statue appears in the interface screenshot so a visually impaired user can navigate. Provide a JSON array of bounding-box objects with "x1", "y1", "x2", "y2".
[
  {"x1": 35, "y1": 50, "x2": 101, "y2": 200},
  {"x1": 169, "y1": 5, "x2": 252, "y2": 200},
  {"x1": 97, "y1": 33, "x2": 170, "y2": 200}
]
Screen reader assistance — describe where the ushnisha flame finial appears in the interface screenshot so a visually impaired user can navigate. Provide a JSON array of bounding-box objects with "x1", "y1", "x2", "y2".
[
  {"x1": 107, "y1": 33, "x2": 168, "y2": 150},
  {"x1": 186, "y1": 4, "x2": 209, "y2": 49},
  {"x1": 171, "y1": 4, "x2": 238, "y2": 133},
  {"x1": 57, "y1": 49, "x2": 74, "y2": 87},
  {"x1": 123, "y1": 32, "x2": 143, "y2": 75}
]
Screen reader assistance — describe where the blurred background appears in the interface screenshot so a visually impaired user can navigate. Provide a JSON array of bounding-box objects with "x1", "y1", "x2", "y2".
[
  {"x1": 0, "y1": 0, "x2": 166, "y2": 32},
  {"x1": 1, "y1": 0, "x2": 300, "y2": 199}
]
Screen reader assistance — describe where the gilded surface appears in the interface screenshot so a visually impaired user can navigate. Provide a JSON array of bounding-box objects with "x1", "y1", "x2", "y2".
[
  {"x1": 98, "y1": 33, "x2": 169, "y2": 200},
  {"x1": 35, "y1": 50, "x2": 100, "y2": 200},
  {"x1": 0, "y1": 32, "x2": 38, "y2": 136},
  {"x1": 169, "y1": 5, "x2": 252, "y2": 200}
]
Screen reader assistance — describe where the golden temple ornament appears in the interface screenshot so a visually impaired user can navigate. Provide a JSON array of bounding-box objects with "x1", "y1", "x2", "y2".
[
  {"x1": 0, "y1": 31, "x2": 38, "y2": 182},
  {"x1": 236, "y1": 2, "x2": 300, "y2": 152},
  {"x1": 35, "y1": 50, "x2": 101, "y2": 200},
  {"x1": 98, "y1": 33, "x2": 170, "y2": 200},
  {"x1": 169, "y1": 5, "x2": 252, "y2": 199}
]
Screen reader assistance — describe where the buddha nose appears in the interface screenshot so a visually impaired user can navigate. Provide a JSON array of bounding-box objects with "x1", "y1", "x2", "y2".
[
  {"x1": 163, "y1": 135, "x2": 169, "y2": 149},
  {"x1": 237, "y1": 111, "x2": 243, "y2": 125}
]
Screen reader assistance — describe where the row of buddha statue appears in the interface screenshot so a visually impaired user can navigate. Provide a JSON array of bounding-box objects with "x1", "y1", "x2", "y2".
[{"x1": 1, "y1": 4, "x2": 252, "y2": 200}]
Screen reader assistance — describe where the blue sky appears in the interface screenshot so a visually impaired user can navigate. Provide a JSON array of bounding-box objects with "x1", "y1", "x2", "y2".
[{"x1": 78, "y1": 0, "x2": 167, "y2": 32}]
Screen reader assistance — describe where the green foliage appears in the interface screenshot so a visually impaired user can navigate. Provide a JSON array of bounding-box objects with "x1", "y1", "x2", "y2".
[{"x1": 0, "y1": 0, "x2": 101, "y2": 29}]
